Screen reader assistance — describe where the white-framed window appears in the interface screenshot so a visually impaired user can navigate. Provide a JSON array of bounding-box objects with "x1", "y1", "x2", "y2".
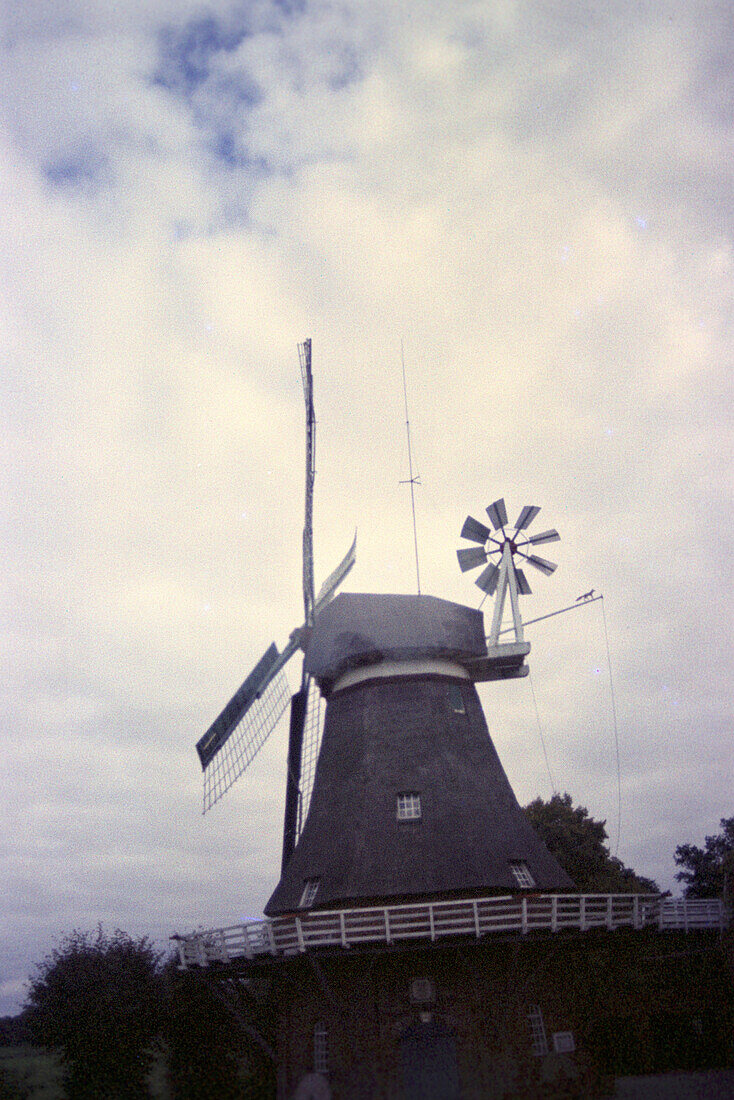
[
  {"x1": 396, "y1": 792, "x2": 422, "y2": 821},
  {"x1": 299, "y1": 877, "x2": 321, "y2": 908},
  {"x1": 509, "y1": 860, "x2": 536, "y2": 888},
  {"x1": 448, "y1": 683, "x2": 466, "y2": 714},
  {"x1": 527, "y1": 1004, "x2": 549, "y2": 1057},
  {"x1": 313, "y1": 1021, "x2": 329, "y2": 1074}
]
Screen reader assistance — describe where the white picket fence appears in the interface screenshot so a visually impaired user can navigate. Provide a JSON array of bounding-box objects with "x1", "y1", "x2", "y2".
[{"x1": 173, "y1": 894, "x2": 727, "y2": 969}]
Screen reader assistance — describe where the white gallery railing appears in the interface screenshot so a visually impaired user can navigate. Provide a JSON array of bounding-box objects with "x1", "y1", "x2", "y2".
[{"x1": 174, "y1": 894, "x2": 727, "y2": 969}]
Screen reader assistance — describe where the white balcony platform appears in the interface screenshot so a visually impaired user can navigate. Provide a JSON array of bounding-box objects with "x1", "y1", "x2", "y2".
[{"x1": 173, "y1": 894, "x2": 728, "y2": 969}]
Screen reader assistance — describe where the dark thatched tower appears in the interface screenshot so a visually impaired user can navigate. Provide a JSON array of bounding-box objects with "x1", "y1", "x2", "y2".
[{"x1": 266, "y1": 592, "x2": 571, "y2": 915}]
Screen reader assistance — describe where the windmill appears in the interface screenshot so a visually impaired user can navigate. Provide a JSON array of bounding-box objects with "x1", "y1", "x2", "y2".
[
  {"x1": 193, "y1": 344, "x2": 569, "y2": 920},
  {"x1": 260, "y1": 498, "x2": 568, "y2": 917},
  {"x1": 457, "y1": 497, "x2": 560, "y2": 645},
  {"x1": 264, "y1": 588, "x2": 573, "y2": 915},
  {"x1": 195, "y1": 340, "x2": 356, "y2": 872}
]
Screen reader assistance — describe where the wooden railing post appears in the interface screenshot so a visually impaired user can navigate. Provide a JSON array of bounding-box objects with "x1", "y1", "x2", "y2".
[
  {"x1": 473, "y1": 900, "x2": 480, "y2": 939},
  {"x1": 295, "y1": 916, "x2": 305, "y2": 952},
  {"x1": 579, "y1": 896, "x2": 586, "y2": 932},
  {"x1": 521, "y1": 897, "x2": 528, "y2": 934},
  {"x1": 219, "y1": 931, "x2": 230, "y2": 962},
  {"x1": 551, "y1": 895, "x2": 558, "y2": 933},
  {"x1": 243, "y1": 925, "x2": 253, "y2": 960},
  {"x1": 173, "y1": 938, "x2": 187, "y2": 969},
  {"x1": 340, "y1": 910, "x2": 347, "y2": 948},
  {"x1": 606, "y1": 896, "x2": 613, "y2": 930},
  {"x1": 196, "y1": 937, "x2": 208, "y2": 967},
  {"x1": 384, "y1": 908, "x2": 391, "y2": 945},
  {"x1": 633, "y1": 895, "x2": 640, "y2": 930}
]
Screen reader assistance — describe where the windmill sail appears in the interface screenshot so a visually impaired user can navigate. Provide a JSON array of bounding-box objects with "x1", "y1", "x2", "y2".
[
  {"x1": 193, "y1": 341, "x2": 356, "y2": 829},
  {"x1": 196, "y1": 538, "x2": 355, "y2": 816},
  {"x1": 197, "y1": 630, "x2": 304, "y2": 812},
  {"x1": 284, "y1": 339, "x2": 317, "y2": 869},
  {"x1": 282, "y1": 686, "x2": 308, "y2": 868},
  {"x1": 197, "y1": 643, "x2": 281, "y2": 769},
  {"x1": 200, "y1": 663, "x2": 291, "y2": 813},
  {"x1": 296, "y1": 677, "x2": 324, "y2": 839},
  {"x1": 314, "y1": 532, "x2": 357, "y2": 613},
  {"x1": 299, "y1": 338, "x2": 316, "y2": 625}
]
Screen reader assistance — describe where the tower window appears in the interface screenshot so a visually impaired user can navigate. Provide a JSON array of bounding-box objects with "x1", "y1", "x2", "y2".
[
  {"x1": 527, "y1": 1005, "x2": 549, "y2": 1057},
  {"x1": 299, "y1": 878, "x2": 321, "y2": 908},
  {"x1": 448, "y1": 683, "x2": 466, "y2": 714},
  {"x1": 509, "y1": 861, "x2": 535, "y2": 888},
  {"x1": 397, "y1": 792, "x2": 422, "y2": 821},
  {"x1": 313, "y1": 1021, "x2": 329, "y2": 1074}
]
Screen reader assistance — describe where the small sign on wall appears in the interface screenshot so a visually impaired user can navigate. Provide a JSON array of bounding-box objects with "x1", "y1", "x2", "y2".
[{"x1": 553, "y1": 1032, "x2": 575, "y2": 1054}]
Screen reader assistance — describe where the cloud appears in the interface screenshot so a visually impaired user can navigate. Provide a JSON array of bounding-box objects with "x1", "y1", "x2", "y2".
[{"x1": 1, "y1": 0, "x2": 731, "y2": 1015}]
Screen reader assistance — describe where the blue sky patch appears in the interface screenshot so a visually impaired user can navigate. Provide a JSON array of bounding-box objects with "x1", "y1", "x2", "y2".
[
  {"x1": 210, "y1": 128, "x2": 273, "y2": 173},
  {"x1": 328, "y1": 42, "x2": 362, "y2": 91},
  {"x1": 153, "y1": 14, "x2": 253, "y2": 96},
  {"x1": 43, "y1": 145, "x2": 109, "y2": 189}
]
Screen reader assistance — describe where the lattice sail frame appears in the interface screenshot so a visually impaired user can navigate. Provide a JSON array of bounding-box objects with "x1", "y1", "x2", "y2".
[
  {"x1": 296, "y1": 677, "x2": 325, "y2": 839},
  {"x1": 202, "y1": 670, "x2": 291, "y2": 813}
]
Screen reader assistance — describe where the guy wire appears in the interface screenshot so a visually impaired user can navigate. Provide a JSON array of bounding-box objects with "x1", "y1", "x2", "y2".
[
  {"x1": 601, "y1": 596, "x2": 622, "y2": 855},
  {"x1": 528, "y1": 667, "x2": 556, "y2": 797}
]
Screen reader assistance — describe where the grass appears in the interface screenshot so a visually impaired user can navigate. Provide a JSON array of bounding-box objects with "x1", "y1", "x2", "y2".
[
  {"x1": 0, "y1": 1045, "x2": 63, "y2": 1098},
  {"x1": 0, "y1": 1046, "x2": 171, "y2": 1099}
]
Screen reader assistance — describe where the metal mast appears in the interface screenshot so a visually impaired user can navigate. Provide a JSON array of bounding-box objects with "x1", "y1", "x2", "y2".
[{"x1": 399, "y1": 342, "x2": 421, "y2": 595}]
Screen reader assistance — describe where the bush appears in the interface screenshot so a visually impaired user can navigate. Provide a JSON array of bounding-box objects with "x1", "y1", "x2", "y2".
[
  {"x1": 163, "y1": 966, "x2": 276, "y2": 1099},
  {"x1": 26, "y1": 926, "x2": 164, "y2": 1099}
]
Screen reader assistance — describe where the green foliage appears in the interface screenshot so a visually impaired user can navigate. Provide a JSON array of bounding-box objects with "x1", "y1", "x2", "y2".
[
  {"x1": 524, "y1": 792, "x2": 659, "y2": 893},
  {"x1": 674, "y1": 816, "x2": 734, "y2": 898},
  {"x1": 25, "y1": 926, "x2": 164, "y2": 1099},
  {"x1": 0, "y1": 1015, "x2": 30, "y2": 1046},
  {"x1": 162, "y1": 965, "x2": 275, "y2": 1099}
]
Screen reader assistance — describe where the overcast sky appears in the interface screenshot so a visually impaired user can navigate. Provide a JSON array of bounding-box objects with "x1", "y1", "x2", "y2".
[{"x1": 1, "y1": 0, "x2": 732, "y2": 1016}]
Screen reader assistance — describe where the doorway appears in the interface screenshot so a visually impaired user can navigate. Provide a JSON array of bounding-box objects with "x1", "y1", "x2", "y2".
[{"x1": 399, "y1": 1017, "x2": 461, "y2": 1100}]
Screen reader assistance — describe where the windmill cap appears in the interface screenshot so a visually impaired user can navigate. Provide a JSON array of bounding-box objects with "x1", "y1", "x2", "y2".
[{"x1": 304, "y1": 593, "x2": 487, "y2": 691}]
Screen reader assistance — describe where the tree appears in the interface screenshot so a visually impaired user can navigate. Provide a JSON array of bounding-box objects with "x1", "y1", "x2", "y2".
[
  {"x1": 0, "y1": 1067, "x2": 30, "y2": 1100},
  {"x1": 524, "y1": 792, "x2": 659, "y2": 893},
  {"x1": 162, "y1": 965, "x2": 276, "y2": 1099},
  {"x1": 25, "y1": 926, "x2": 164, "y2": 1099},
  {"x1": 674, "y1": 817, "x2": 734, "y2": 899}
]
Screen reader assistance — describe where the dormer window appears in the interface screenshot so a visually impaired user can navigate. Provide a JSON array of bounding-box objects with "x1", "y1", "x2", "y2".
[
  {"x1": 509, "y1": 861, "x2": 535, "y2": 888},
  {"x1": 299, "y1": 877, "x2": 321, "y2": 908},
  {"x1": 396, "y1": 792, "x2": 422, "y2": 821}
]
